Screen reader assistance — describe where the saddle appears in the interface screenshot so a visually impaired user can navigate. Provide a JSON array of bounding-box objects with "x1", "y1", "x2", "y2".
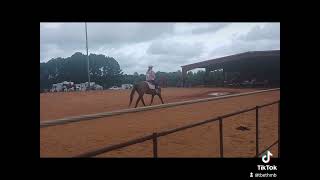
[{"x1": 145, "y1": 81, "x2": 156, "y2": 90}]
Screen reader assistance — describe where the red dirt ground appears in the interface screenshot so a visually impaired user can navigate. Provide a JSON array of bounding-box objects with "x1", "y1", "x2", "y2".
[{"x1": 40, "y1": 87, "x2": 280, "y2": 157}]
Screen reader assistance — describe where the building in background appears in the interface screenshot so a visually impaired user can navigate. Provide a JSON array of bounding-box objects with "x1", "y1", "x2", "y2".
[{"x1": 181, "y1": 50, "x2": 280, "y2": 88}]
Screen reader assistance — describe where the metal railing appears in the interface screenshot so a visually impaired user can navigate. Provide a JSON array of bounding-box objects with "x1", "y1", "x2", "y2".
[{"x1": 73, "y1": 100, "x2": 280, "y2": 158}]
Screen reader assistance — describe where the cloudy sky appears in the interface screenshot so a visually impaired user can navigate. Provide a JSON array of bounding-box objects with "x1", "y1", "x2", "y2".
[{"x1": 40, "y1": 22, "x2": 280, "y2": 74}]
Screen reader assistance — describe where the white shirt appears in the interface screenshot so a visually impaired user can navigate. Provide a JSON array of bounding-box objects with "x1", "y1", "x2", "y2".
[{"x1": 146, "y1": 70, "x2": 156, "y2": 81}]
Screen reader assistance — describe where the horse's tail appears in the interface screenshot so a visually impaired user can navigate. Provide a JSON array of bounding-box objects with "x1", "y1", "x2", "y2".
[{"x1": 129, "y1": 84, "x2": 137, "y2": 107}]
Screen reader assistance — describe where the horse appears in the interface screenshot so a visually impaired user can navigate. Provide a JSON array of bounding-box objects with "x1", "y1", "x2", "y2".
[{"x1": 129, "y1": 81, "x2": 164, "y2": 108}]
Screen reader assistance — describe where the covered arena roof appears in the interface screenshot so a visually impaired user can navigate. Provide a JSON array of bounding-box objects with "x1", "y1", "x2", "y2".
[{"x1": 181, "y1": 50, "x2": 280, "y2": 71}]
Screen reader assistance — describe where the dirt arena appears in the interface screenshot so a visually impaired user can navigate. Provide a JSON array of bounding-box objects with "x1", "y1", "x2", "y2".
[{"x1": 40, "y1": 87, "x2": 280, "y2": 157}]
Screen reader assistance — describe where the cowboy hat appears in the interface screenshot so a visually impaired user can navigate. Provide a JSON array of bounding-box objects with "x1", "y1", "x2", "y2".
[{"x1": 148, "y1": 65, "x2": 153, "y2": 68}]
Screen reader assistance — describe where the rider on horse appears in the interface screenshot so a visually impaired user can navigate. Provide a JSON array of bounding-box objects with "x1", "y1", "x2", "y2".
[
  {"x1": 146, "y1": 65, "x2": 159, "y2": 92},
  {"x1": 128, "y1": 65, "x2": 164, "y2": 108}
]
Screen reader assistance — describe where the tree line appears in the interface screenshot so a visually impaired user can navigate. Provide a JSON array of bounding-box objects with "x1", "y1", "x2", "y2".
[{"x1": 40, "y1": 52, "x2": 225, "y2": 91}]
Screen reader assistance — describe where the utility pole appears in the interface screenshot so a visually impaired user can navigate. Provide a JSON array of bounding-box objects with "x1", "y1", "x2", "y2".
[{"x1": 85, "y1": 22, "x2": 91, "y2": 90}]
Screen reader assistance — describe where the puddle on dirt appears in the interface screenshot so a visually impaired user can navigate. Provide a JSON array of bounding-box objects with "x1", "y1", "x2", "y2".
[{"x1": 208, "y1": 92, "x2": 231, "y2": 96}]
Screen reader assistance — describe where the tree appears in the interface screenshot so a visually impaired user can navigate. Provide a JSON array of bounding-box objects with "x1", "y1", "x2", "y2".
[
  {"x1": 40, "y1": 52, "x2": 123, "y2": 90},
  {"x1": 41, "y1": 53, "x2": 214, "y2": 91}
]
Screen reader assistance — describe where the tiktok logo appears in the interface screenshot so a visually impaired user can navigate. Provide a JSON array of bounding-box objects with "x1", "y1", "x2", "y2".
[{"x1": 262, "y1": 150, "x2": 273, "y2": 163}]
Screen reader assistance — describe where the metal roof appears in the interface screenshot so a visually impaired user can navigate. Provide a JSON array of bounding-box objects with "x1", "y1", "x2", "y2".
[{"x1": 181, "y1": 50, "x2": 280, "y2": 70}]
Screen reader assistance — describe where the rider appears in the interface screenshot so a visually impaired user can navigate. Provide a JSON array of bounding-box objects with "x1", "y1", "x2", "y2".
[{"x1": 146, "y1": 65, "x2": 159, "y2": 90}]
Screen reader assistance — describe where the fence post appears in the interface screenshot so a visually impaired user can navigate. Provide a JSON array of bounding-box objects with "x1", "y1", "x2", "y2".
[
  {"x1": 219, "y1": 117, "x2": 223, "y2": 158},
  {"x1": 278, "y1": 101, "x2": 280, "y2": 158},
  {"x1": 152, "y1": 133, "x2": 158, "y2": 158},
  {"x1": 256, "y1": 106, "x2": 259, "y2": 157}
]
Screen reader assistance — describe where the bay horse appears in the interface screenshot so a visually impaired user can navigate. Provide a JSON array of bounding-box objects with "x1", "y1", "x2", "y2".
[{"x1": 129, "y1": 81, "x2": 164, "y2": 108}]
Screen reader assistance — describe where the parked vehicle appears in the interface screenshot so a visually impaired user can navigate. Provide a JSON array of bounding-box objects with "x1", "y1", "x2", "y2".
[
  {"x1": 109, "y1": 86, "x2": 121, "y2": 90},
  {"x1": 121, "y1": 84, "x2": 133, "y2": 89}
]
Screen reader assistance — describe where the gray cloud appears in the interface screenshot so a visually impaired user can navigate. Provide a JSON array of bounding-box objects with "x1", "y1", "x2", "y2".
[
  {"x1": 239, "y1": 23, "x2": 280, "y2": 41},
  {"x1": 147, "y1": 39, "x2": 204, "y2": 58},
  {"x1": 41, "y1": 23, "x2": 174, "y2": 48},
  {"x1": 40, "y1": 23, "x2": 174, "y2": 62},
  {"x1": 210, "y1": 39, "x2": 280, "y2": 58},
  {"x1": 87, "y1": 23, "x2": 174, "y2": 45},
  {"x1": 209, "y1": 23, "x2": 280, "y2": 58},
  {"x1": 173, "y1": 23, "x2": 231, "y2": 35},
  {"x1": 191, "y1": 23, "x2": 230, "y2": 34},
  {"x1": 40, "y1": 23, "x2": 280, "y2": 74}
]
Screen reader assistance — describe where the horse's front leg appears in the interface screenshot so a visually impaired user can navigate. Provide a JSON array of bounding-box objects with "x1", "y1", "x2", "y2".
[
  {"x1": 141, "y1": 95, "x2": 146, "y2": 106},
  {"x1": 158, "y1": 94, "x2": 164, "y2": 104},
  {"x1": 135, "y1": 95, "x2": 142, "y2": 108},
  {"x1": 149, "y1": 94, "x2": 155, "y2": 106}
]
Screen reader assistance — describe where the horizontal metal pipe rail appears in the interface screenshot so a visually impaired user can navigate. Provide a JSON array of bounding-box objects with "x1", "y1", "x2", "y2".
[
  {"x1": 41, "y1": 88, "x2": 280, "y2": 128},
  {"x1": 73, "y1": 99, "x2": 280, "y2": 158},
  {"x1": 157, "y1": 106, "x2": 258, "y2": 137},
  {"x1": 256, "y1": 140, "x2": 279, "y2": 157},
  {"x1": 75, "y1": 134, "x2": 154, "y2": 157}
]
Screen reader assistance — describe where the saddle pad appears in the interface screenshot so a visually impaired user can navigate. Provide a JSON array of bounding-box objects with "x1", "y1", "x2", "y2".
[{"x1": 145, "y1": 81, "x2": 155, "y2": 89}]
